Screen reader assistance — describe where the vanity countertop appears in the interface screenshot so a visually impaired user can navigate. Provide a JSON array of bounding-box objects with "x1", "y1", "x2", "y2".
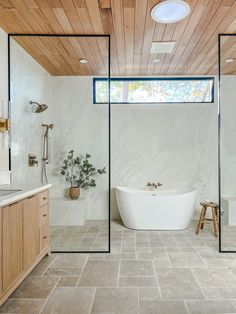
[{"x1": 0, "y1": 183, "x2": 52, "y2": 207}]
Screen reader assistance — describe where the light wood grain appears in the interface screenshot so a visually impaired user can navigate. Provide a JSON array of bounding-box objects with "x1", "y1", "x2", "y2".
[
  {"x1": 0, "y1": 189, "x2": 50, "y2": 305},
  {"x1": 38, "y1": 190, "x2": 48, "y2": 207},
  {"x1": 1, "y1": 0, "x2": 236, "y2": 75},
  {"x1": 2, "y1": 201, "x2": 23, "y2": 292},
  {"x1": 40, "y1": 223, "x2": 49, "y2": 253},
  {"x1": 23, "y1": 195, "x2": 39, "y2": 270}
]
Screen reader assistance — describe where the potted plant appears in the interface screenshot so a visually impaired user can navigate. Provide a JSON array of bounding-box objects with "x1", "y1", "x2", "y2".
[{"x1": 60, "y1": 150, "x2": 106, "y2": 199}]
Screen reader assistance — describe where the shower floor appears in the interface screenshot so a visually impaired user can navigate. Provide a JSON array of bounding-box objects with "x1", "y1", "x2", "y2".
[{"x1": 50, "y1": 220, "x2": 109, "y2": 251}]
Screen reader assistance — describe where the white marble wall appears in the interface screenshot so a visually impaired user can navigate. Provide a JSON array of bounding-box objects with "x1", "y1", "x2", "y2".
[
  {"x1": 9, "y1": 38, "x2": 221, "y2": 220},
  {"x1": 47, "y1": 77, "x2": 109, "y2": 220},
  {"x1": 220, "y1": 76, "x2": 236, "y2": 198},
  {"x1": 111, "y1": 101, "x2": 218, "y2": 219},
  {"x1": 0, "y1": 28, "x2": 10, "y2": 174},
  {"x1": 10, "y1": 39, "x2": 52, "y2": 183}
]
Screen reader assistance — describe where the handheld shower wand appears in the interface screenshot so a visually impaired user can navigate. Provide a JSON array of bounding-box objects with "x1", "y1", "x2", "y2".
[{"x1": 41, "y1": 124, "x2": 54, "y2": 183}]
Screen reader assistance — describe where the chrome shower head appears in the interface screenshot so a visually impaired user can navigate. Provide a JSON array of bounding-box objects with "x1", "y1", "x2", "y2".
[{"x1": 30, "y1": 101, "x2": 48, "y2": 113}]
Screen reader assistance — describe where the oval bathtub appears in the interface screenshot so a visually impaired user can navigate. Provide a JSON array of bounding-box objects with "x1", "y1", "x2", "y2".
[{"x1": 116, "y1": 186, "x2": 197, "y2": 230}]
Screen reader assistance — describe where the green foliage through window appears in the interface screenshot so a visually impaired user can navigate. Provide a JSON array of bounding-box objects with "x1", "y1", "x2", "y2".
[{"x1": 93, "y1": 78, "x2": 214, "y2": 104}]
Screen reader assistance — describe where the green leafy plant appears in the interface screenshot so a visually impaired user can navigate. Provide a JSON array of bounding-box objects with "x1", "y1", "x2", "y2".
[{"x1": 60, "y1": 150, "x2": 106, "y2": 189}]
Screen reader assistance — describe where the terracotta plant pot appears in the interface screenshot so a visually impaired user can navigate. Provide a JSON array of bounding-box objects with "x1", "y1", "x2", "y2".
[{"x1": 69, "y1": 187, "x2": 80, "y2": 199}]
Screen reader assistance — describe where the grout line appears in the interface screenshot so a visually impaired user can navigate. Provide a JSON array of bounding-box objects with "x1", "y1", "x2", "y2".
[
  {"x1": 88, "y1": 287, "x2": 97, "y2": 314},
  {"x1": 117, "y1": 259, "x2": 121, "y2": 287},
  {"x1": 184, "y1": 300, "x2": 191, "y2": 314},
  {"x1": 147, "y1": 234, "x2": 162, "y2": 299},
  {"x1": 137, "y1": 287, "x2": 140, "y2": 313},
  {"x1": 38, "y1": 276, "x2": 61, "y2": 314},
  {"x1": 190, "y1": 268, "x2": 208, "y2": 299},
  {"x1": 75, "y1": 254, "x2": 89, "y2": 287}
]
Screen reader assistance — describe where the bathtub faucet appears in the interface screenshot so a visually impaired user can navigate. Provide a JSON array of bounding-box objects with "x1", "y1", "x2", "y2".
[{"x1": 147, "y1": 182, "x2": 162, "y2": 190}]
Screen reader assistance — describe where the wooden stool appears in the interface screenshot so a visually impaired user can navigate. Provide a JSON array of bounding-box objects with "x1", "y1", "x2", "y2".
[{"x1": 195, "y1": 201, "x2": 219, "y2": 237}]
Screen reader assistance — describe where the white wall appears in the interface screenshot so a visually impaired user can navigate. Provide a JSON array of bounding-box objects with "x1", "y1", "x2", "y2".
[
  {"x1": 111, "y1": 99, "x2": 218, "y2": 219},
  {"x1": 47, "y1": 77, "x2": 109, "y2": 220},
  {"x1": 0, "y1": 28, "x2": 9, "y2": 173},
  {"x1": 10, "y1": 39, "x2": 52, "y2": 183},
  {"x1": 9, "y1": 38, "x2": 221, "y2": 220},
  {"x1": 221, "y1": 76, "x2": 236, "y2": 198}
]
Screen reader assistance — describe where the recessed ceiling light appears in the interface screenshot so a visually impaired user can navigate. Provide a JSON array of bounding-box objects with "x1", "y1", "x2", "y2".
[
  {"x1": 152, "y1": 58, "x2": 161, "y2": 63},
  {"x1": 151, "y1": 0, "x2": 190, "y2": 24},
  {"x1": 79, "y1": 58, "x2": 88, "y2": 64},
  {"x1": 225, "y1": 58, "x2": 235, "y2": 63}
]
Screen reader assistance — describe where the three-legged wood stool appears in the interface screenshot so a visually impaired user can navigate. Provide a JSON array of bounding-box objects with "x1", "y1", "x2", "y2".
[{"x1": 195, "y1": 201, "x2": 219, "y2": 237}]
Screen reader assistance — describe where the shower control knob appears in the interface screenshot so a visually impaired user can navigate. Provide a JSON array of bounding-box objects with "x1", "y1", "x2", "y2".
[{"x1": 28, "y1": 154, "x2": 39, "y2": 167}]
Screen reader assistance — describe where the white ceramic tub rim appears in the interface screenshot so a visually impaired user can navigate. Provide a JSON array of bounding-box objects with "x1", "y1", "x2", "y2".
[{"x1": 116, "y1": 186, "x2": 196, "y2": 196}]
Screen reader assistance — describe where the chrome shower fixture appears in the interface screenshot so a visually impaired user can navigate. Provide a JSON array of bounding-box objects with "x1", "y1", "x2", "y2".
[
  {"x1": 30, "y1": 101, "x2": 48, "y2": 113},
  {"x1": 42, "y1": 123, "x2": 54, "y2": 137},
  {"x1": 41, "y1": 123, "x2": 54, "y2": 183}
]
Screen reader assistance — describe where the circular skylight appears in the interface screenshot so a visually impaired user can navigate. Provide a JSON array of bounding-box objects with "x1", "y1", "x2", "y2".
[{"x1": 151, "y1": 0, "x2": 190, "y2": 24}]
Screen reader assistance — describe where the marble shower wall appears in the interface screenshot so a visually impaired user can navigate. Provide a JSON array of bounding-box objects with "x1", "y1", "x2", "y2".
[
  {"x1": 10, "y1": 39, "x2": 52, "y2": 183},
  {"x1": 47, "y1": 77, "x2": 109, "y2": 220},
  {"x1": 0, "y1": 28, "x2": 10, "y2": 173}
]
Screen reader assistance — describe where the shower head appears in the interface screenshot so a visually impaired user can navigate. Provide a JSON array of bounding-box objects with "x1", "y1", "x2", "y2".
[{"x1": 30, "y1": 101, "x2": 48, "y2": 113}]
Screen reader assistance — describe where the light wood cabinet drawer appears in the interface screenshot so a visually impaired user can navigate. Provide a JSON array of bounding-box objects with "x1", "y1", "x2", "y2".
[
  {"x1": 39, "y1": 204, "x2": 48, "y2": 227},
  {"x1": 40, "y1": 224, "x2": 49, "y2": 252},
  {"x1": 38, "y1": 190, "x2": 48, "y2": 207},
  {"x1": 2, "y1": 201, "x2": 23, "y2": 292}
]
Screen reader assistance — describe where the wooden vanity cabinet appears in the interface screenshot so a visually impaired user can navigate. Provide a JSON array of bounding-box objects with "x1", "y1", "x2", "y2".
[
  {"x1": 38, "y1": 190, "x2": 49, "y2": 253},
  {"x1": 23, "y1": 195, "x2": 39, "y2": 270},
  {"x1": 0, "y1": 189, "x2": 50, "y2": 305},
  {"x1": 2, "y1": 201, "x2": 23, "y2": 292}
]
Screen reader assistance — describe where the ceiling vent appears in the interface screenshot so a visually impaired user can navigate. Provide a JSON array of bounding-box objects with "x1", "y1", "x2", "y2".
[{"x1": 151, "y1": 41, "x2": 176, "y2": 54}]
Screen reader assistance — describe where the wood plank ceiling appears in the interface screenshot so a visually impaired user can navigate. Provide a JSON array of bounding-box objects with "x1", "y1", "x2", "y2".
[{"x1": 0, "y1": 0, "x2": 236, "y2": 76}]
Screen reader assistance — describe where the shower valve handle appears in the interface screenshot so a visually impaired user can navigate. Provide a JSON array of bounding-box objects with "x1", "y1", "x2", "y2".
[{"x1": 28, "y1": 154, "x2": 38, "y2": 167}]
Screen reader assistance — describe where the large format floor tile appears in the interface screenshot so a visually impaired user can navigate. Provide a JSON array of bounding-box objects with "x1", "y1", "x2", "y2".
[
  {"x1": 1, "y1": 220, "x2": 236, "y2": 314},
  {"x1": 41, "y1": 287, "x2": 95, "y2": 314},
  {"x1": 10, "y1": 277, "x2": 59, "y2": 299},
  {"x1": 186, "y1": 299, "x2": 236, "y2": 314},
  {"x1": 78, "y1": 260, "x2": 119, "y2": 287},
  {"x1": 91, "y1": 288, "x2": 139, "y2": 314},
  {"x1": 140, "y1": 299, "x2": 189, "y2": 314},
  {"x1": 156, "y1": 268, "x2": 205, "y2": 299},
  {"x1": 0, "y1": 299, "x2": 44, "y2": 313},
  {"x1": 167, "y1": 252, "x2": 205, "y2": 267},
  {"x1": 120, "y1": 260, "x2": 155, "y2": 276},
  {"x1": 192, "y1": 267, "x2": 236, "y2": 286}
]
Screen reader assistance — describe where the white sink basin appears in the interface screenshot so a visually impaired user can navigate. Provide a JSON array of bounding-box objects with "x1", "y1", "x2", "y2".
[{"x1": 0, "y1": 189, "x2": 22, "y2": 196}]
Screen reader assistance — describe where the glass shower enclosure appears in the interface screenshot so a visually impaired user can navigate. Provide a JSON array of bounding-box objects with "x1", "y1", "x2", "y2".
[
  {"x1": 9, "y1": 34, "x2": 110, "y2": 253},
  {"x1": 219, "y1": 33, "x2": 236, "y2": 252}
]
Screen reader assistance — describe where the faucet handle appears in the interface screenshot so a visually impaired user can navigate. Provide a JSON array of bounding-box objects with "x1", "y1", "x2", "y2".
[{"x1": 28, "y1": 154, "x2": 38, "y2": 167}]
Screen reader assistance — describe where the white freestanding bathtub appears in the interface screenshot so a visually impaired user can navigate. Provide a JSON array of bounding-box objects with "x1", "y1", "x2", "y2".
[{"x1": 116, "y1": 186, "x2": 197, "y2": 230}]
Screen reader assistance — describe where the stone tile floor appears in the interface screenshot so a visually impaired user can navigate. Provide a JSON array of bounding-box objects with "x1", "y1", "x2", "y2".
[
  {"x1": 50, "y1": 220, "x2": 109, "y2": 251},
  {"x1": 1, "y1": 221, "x2": 236, "y2": 313}
]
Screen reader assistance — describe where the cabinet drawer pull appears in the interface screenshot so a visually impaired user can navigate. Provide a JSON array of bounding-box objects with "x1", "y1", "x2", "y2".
[
  {"x1": 43, "y1": 197, "x2": 47, "y2": 200},
  {"x1": 43, "y1": 236, "x2": 48, "y2": 239},
  {"x1": 43, "y1": 214, "x2": 47, "y2": 217}
]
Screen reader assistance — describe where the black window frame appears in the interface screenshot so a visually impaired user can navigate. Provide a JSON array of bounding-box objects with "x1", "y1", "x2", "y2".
[{"x1": 93, "y1": 77, "x2": 215, "y2": 104}]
